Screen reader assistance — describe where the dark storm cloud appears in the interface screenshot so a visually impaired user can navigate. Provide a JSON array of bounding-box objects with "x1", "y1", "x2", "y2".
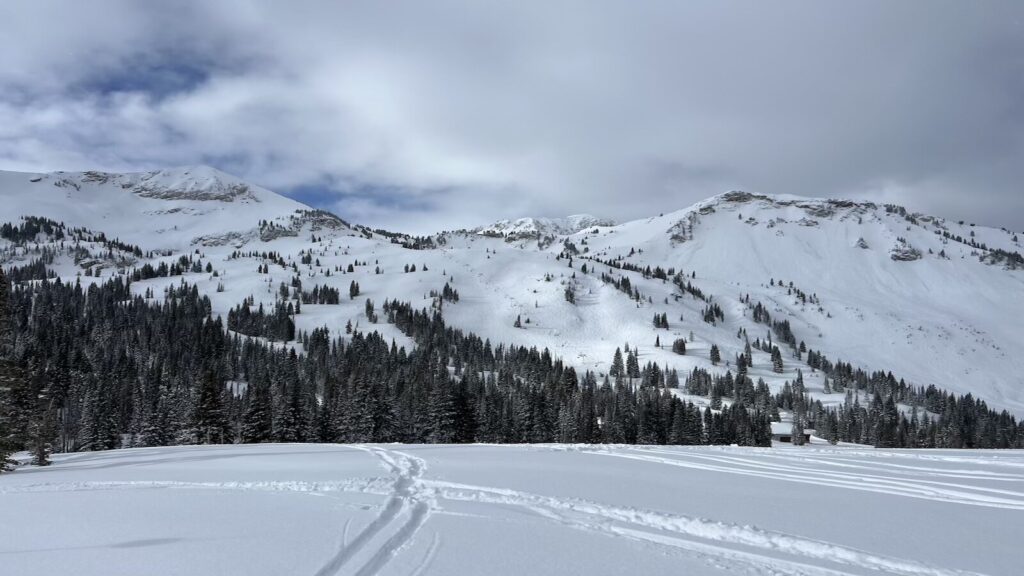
[{"x1": 0, "y1": 1, "x2": 1022, "y2": 233}]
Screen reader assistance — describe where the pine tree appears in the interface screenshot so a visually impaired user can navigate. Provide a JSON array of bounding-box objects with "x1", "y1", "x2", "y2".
[
  {"x1": 28, "y1": 390, "x2": 55, "y2": 466},
  {"x1": 275, "y1": 376, "x2": 307, "y2": 443},
  {"x1": 771, "y1": 346, "x2": 784, "y2": 374},
  {"x1": 875, "y1": 394, "x2": 900, "y2": 448},
  {"x1": 626, "y1": 350, "x2": 640, "y2": 379},
  {"x1": 138, "y1": 395, "x2": 174, "y2": 447},
  {"x1": 710, "y1": 344, "x2": 721, "y2": 366},
  {"x1": 427, "y1": 381, "x2": 457, "y2": 443},
  {"x1": 671, "y1": 339, "x2": 686, "y2": 355},
  {"x1": 710, "y1": 385, "x2": 723, "y2": 410},
  {"x1": 610, "y1": 348, "x2": 625, "y2": 380},
  {"x1": 666, "y1": 369, "x2": 680, "y2": 389},
  {"x1": 0, "y1": 267, "x2": 17, "y2": 471},
  {"x1": 240, "y1": 381, "x2": 273, "y2": 443},
  {"x1": 31, "y1": 417, "x2": 53, "y2": 467},
  {"x1": 193, "y1": 371, "x2": 229, "y2": 444},
  {"x1": 791, "y1": 417, "x2": 806, "y2": 446}
]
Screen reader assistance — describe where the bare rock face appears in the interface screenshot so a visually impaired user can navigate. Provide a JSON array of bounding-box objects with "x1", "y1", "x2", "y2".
[
  {"x1": 135, "y1": 182, "x2": 254, "y2": 202},
  {"x1": 719, "y1": 191, "x2": 769, "y2": 204},
  {"x1": 130, "y1": 168, "x2": 259, "y2": 202},
  {"x1": 66, "y1": 167, "x2": 263, "y2": 203},
  {"x1": 668, "y1": 211, "x2": 700, "y2": 244}
]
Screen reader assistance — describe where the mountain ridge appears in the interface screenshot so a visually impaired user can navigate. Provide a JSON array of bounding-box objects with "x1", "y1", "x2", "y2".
[{"x1": 2, "y1": 166, "x2": 1023, "y2": 416}]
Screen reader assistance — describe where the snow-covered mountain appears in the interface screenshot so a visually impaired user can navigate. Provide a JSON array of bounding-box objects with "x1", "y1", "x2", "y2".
[
  {"x1": 3, "y1": 168, "x2": 1023, "y2": 413},
  {"x1": 554, "y1": 191, "x2": 1024, "y2": 409},
  {"x1": 0, "y1": 166, "x2": 360, "y2": 250},
  {"x1": 475, "y1": 214, "x2": 615, "y2": 242}
]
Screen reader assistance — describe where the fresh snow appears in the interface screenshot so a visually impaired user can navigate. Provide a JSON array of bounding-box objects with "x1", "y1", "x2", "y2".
[
  {"x1": 2, "y1": 443, "x2": 1022, "y2": 575},
  {"x1": 2, "y1": 168, "x2": 1023, "y2": 418},
  {"x1": 0, "y1": 166, "x2": 310, "y2": 250}
]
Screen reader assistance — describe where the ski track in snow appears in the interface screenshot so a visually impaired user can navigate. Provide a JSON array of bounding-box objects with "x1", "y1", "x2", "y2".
[
  {"x1": 423, "y1": 480, "x2": 983, "y2": 576},
  {"x1": 7, "y1": 445, "x2": 1015, "y2": 575},
  {"x1": 581, "y1": 447, "x2": 1024, "y2": 510},
  {"x1": 311, "y1": 446, "x2": 433, "y2": 576},
  {"x1": 0, "y1": 478, "x2": 392, "y2": 496},
  {"x1": 408, "y1": 532, "x2": 441, "y2": 576}
]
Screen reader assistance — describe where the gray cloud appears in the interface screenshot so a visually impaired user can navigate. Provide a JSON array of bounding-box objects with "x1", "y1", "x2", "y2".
[{"x1": 1, "y1": 1, "x2": 1022, "y2": 233}]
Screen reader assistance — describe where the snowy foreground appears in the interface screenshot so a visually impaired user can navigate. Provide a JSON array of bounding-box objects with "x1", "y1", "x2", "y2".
[{"x1": 2, "y1": 444, "x2": 1023, "y2": 576}]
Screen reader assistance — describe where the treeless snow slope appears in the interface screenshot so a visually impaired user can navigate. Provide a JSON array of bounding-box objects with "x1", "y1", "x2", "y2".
[{"x1": 2, "y1": 444, "x2": 1023, "y2": 576}]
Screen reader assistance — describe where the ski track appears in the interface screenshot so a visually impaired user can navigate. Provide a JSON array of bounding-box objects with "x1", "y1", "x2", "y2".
[
  {"x1": 7, "y1": 445, "x2": 1014, "y2": 575},
  {"x1": 311, "y1": 446, "x2": 433, "y2": 576},
  {"x1": 423, "y1": 480, "x2": 986, "y2": 576},
  {"x1": 749, "y1": 452, "x2": 1024, "y2": 480},
  {"x1": 583, "y1": 448, "x2": 1024, "y2": 510},
  {"x1": 0, "y1": 478, "x2": 391, "y2": 496},
  {"x1": 408, "y1": 533, "x2": 441, "y2": 576},
  {"x1": 636, "y1": 448, "x2": 1024, "y2": 501}
]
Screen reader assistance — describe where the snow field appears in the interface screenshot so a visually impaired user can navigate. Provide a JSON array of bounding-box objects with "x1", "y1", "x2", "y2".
[{"x1": 3, "y1": 443, "x2": 1023, "y2": 575}]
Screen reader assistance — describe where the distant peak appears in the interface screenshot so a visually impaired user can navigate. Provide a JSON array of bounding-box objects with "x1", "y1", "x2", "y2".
[
  {"x1": 37, "y1": 165, "x2": 267, "y2": 204},
  {"x1": 476, "y1": 213, "x2": 615, "y2": 239}
]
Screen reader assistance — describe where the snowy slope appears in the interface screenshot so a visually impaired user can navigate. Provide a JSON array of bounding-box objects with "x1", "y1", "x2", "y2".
[
  {"x1": 0, "y1": 166, "x2": 340, "y2": 250},
  {"x1": 3, "y1": 443, "x2": 1022, "y2": 576},
  {"x1": 2, "y1": 169, "x2": 1023, "y2": 414},
  {"x1": 559, "y1": 192, "x2": 1024, "y2": 410}
]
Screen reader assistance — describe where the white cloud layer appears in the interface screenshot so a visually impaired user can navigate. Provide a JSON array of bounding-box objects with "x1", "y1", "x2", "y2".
[{"x1": 1, "y1": 1, "x2": 1022, "y2": 233}]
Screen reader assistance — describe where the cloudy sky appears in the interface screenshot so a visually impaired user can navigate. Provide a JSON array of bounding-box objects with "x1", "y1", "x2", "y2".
[{"x1": 1, "y1": 1, "x2": 1022, "y2": 233}]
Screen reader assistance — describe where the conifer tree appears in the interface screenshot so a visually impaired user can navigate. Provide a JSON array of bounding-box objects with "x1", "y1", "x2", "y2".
[
  {"x1": 771, "y1": 346, "x2": 784, "y2": 374},
  {"x1": 240, "y1": 381, "x2": 273, "y2": 443},
  {"x1": 138, "y1": 395, "x2": 174, "y2": 447},
  {"x1": 610, "y1": 348, "x2": 625, "y2": 380},
  {"x1": 193, "y1": 371, "x2": 229, "y2": 444},
  {"x1": 710, "y1": 385, "x2": 723, "y2": 410},
  {"x1": 791, "y1": 417, "x2": 805, "y2": 446},
  {"x1": 671, "y1": 339, "x2": 687, "y2": 355},
  {"x1": 626, "y1": 350, "x2": 640, "y2": 379},
  {"x1": 666, "y1": 369, "x2": 680, "y2": 389},
  {"x1": 0, "y1": 267, "x2": 18, "y2": 471},
  {"x1": 427, "y1": 381, "x2": 457, "y2": 443}
]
